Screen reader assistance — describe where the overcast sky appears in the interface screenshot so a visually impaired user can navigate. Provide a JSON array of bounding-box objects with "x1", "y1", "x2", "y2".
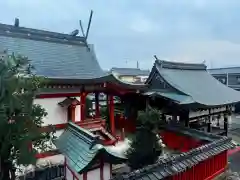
[{"x1": 0, "y1": 0, "x2": 240, "y2": 70}]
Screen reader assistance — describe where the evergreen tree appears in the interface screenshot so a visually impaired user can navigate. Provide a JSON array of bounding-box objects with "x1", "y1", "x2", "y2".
[
  {"x1": 0, "y1": 52, "x2": 54, "y2": 180},
  {"x1": 126, "y1": 108, "x2": 162, "y2": 170}
]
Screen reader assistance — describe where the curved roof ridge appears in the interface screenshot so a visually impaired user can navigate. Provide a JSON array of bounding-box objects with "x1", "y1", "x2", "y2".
[
  {"x1": 156, "y1": 60, "x2": 207, "y2": 70},
  {"x1": 0, "y1": 23, "x2": 86, "y2": 43}
]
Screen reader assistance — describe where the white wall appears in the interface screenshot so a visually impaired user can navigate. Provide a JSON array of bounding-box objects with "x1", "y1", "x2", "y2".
[
  {"x1": 87, "y1": 168, "x2": 100, "y2": 180},
  {"x1": 66, "y1": 166, "x2": 84, "y2": 180},
  {"x1": 66, "y1": 162, "x2": 111, "y2": 180},
  {"x1": 66, "y1": 167, "x2": 73, "y2": 180},
  {"x1": 34, "y1": 98, "x2": 68, "y2": 126},
  {"x1": 34, "y1": 96, "x2": 82, "y2": 125},
  {"x1": 103, "y1": 163, "x2": 111, "y2": 180},
  {"x1": 75, "y1": 97, "x2": 81, "y2": 122}
]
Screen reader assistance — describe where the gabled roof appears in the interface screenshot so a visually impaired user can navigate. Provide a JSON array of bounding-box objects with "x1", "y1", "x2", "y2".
[
  {"x1": 58, "y1": 97, "x2": 80, "y2": 107},
  {"x1": 54, "y1": 122, "x2": 126, "y2": 173},
  {"x1": 111, "y1": 126, "x2": 234, "y2": 180},
  {"x1": 111, "y1": 67, "x2": 150, "y2": 76},
  {"x1": 145, "y1": 60, "x2": 240, "y2": 106},
  {"x1": 0, "y1": 23, "x2": 106, "y2": 79}
]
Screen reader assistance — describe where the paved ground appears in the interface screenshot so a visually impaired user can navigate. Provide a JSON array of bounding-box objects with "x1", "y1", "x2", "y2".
[
  {"x1": 228, "y1": 114, "x2": 240, "y2": 173},
  {"x1": 229, "y1": 152, "x2": 240, "y2": 172}
]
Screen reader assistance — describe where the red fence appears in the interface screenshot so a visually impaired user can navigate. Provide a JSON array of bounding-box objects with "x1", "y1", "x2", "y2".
[
  {"x1": 160, "y1": 131, "x2": 203, "y2": 152},
  {"x1": 171, "y1": 151, "x2": 227, "y2": 180}
]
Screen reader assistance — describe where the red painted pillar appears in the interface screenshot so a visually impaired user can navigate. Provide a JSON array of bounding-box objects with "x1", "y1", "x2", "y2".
[
  {"x1": 81, "y1": 93, "x2": 86, "y2": 121},
  {"x1": 95, "y1": 92, "x2": 100, "y2": 118},
  {"x1": 109, "y1": 95, "x2": 115, "y2": 135}
]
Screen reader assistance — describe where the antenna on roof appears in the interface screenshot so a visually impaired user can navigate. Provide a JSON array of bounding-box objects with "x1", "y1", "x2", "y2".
[
  {"x1": 79, "y1": 20, "x2": 86, "y2": 37},
  {"x1": 85, "y1": 10, "x2": 93, "y2": 40},
  {"x1": 78, "y1": 10, "x2": 93, "y2": 51},
  {"x1": 14, "y1": 18, "x2": 19, "y2": 27},
  {"x1": 69, "y1": 29, "x2": 79, "y2": 36}
]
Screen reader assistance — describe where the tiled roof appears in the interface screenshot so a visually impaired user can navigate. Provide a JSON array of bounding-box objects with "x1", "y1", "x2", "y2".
[
  {"x1": 142, "y1": 91, "x2": 195, "y2": 105},
  {"x1": 146, "y1": 60, "x2": 240, "y2": 106},
  {"x1": 111, "y1": 126, "x2": 234, "y2": 180},
  {"x1": 0, "y1": 23, "x2": 106, "y2": 79},
  {"x1": 111, "y1": 68, "x2": 150, "y2": 76},
  {"x1": 58, "y1": 97, "x2": 80, "y2": 107},
  {"x1": 54, "y1": 122, "x2": 126, "y2": 173}
]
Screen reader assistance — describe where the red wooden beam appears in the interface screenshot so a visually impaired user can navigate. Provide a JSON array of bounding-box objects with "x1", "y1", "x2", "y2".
[
  {"x1": 106, "y1": 83, "x2": 136, "y2": 95},
  {"x1": 35, "y1": 149, "x2": 60, "y2": 159}
]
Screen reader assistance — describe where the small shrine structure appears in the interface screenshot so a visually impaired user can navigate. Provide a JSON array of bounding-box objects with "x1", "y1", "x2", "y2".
[{"x1": 55, "y1": 122, "x2": 126, "y2": 180}]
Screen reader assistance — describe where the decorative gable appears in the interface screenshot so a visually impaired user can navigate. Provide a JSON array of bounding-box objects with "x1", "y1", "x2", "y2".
[{"x1": 147, "y1": 71, "x2": 175, "y2": 91}]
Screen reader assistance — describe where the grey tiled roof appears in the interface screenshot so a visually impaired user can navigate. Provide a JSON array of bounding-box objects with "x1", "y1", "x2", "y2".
[
  {"x1": 0, "y1": 23, "x2": 106, "y2": 79},
  {"x1": 146, "y1": 60, "x2": 240, "y2": 106},
  {"x1": 111, "y1": 67, "x2": 150, "y2": 76},
  {"x1": 111, "y1": 127, "x2": 234, "y2": 180}
]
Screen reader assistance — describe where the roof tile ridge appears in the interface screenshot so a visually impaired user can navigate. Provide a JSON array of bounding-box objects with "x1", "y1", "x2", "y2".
[{"x1": 156, "y1": 59, "x2": 206, "y2": 70}]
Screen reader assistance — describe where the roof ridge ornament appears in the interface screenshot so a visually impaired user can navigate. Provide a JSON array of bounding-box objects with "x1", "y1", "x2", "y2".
[
  {"x1": 14, "y1": 18, "x2": 19, "y2": 27},
  {"x1": 78, "y1": 10, "x2": 93, "y2": 51},
  {"x1": 153, "y1": 56, "x2": 207, "y2": 70},
  {"x1": 154, "y1": 55, "x2": 163, "y2": 68}
]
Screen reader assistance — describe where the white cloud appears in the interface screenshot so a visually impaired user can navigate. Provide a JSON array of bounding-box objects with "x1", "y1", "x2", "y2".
[
  {"x1": 168, "y1": 40, "x2": 240, "y2": 68},
  {"x1": 129, "y1": 14, "x2": 159, "y2": 34}
]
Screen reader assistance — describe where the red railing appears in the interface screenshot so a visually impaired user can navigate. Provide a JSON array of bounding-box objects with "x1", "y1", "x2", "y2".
[{"x1": 171, "y1": 151, "x2": 227, "y2": 180}]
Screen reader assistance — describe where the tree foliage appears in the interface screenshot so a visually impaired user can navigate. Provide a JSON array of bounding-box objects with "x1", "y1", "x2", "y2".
[
  {"x1": 126, "y1": 108, "x2": 163, "y2": 170},
  {"x1": 0, "y1": 52, "x2": 55, "y2": 180}
]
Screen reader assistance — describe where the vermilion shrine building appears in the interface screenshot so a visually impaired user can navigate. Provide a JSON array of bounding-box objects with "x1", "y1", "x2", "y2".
[{"x1": 0, "y1": 21, "x2": 240, "y2": 180}]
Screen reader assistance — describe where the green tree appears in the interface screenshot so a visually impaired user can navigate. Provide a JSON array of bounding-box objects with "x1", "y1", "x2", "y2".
[
  {"x1": 0, "y1": 52, "x2": 54, "y2": 180},
  {"x1": 126, "y1": 108, "x2": 162, "y2": 170}
]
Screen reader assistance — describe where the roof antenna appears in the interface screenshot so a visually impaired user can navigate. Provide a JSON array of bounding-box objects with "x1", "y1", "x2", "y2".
[
  {"x1": 79, "y1": 20, "x2": 86, "y2": 37},
  {"x1": 69, "y1": 29, "x2": 79, "y2": 36},
  {"x1": 78, "y1": 10, "x2": 93, "y2": 51},
  {"x1": 85, "y1": 10, "x2": 93, "y2": 40},
  {"x1": 14, "y1": 18, "x2": 19, "y2": 27}
]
